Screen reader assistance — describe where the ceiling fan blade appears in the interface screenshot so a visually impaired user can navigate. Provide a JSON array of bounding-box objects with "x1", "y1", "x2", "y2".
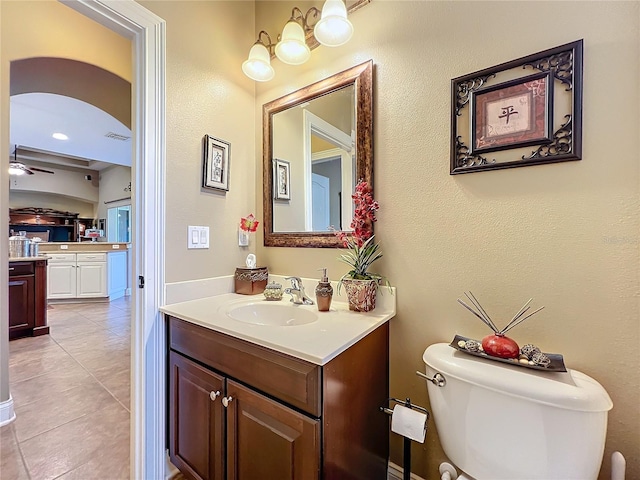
[
  {"x1": 28, "y1": 166, "x2": 55, "y2": 174},
  {"x1": 9, "y1": 161, "x2": 34, "y2": 175}
]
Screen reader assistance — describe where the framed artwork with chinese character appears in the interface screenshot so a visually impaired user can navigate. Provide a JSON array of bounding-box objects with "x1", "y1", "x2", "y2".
[
  {"x1": 203, "y1": 135, "x2": 230, "y2": 191},
  {"x1": 450, "y1": 40, "x2": 583, "y2": 174}
]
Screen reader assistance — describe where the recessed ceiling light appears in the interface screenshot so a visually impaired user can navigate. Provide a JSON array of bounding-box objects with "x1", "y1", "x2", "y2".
[{"x1": 52, "y1": 132, "x2": 68, "y2": 140}]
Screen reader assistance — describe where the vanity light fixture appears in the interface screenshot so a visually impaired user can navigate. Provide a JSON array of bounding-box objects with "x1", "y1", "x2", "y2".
[
  {"x1": 242, "y1": 31, "x2": 276, "y2": 82},
  {"x1": 242, "y1": 0, "x2": 354, "y2": 82}
]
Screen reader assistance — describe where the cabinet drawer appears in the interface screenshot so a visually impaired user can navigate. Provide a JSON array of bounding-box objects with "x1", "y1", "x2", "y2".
[
  {"x1": 9, "y1": 262, "x2": 34, "y2": 276},
  {"x1": 169, "y1": 316, "x2": 321, "y2": 417},
  {"x1": 48, "y1": 253, "x2": 77, "y2": 263},
  {"x1": 77, "y1": 252, "x2": 106, "y2": 262}
]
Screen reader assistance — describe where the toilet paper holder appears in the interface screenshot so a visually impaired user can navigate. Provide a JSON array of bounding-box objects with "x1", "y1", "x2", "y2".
[
  {"x1": 380, "y1": 397, "x2": 429, "y2": 418},
  {"x1": 380, "y1": 398, "x2": 430, "y2": 480}
]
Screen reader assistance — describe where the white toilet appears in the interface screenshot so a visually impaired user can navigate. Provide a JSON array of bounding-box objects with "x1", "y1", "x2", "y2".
[{"x1": 423, "y1": 343, "x2": 613, "y2": 480}]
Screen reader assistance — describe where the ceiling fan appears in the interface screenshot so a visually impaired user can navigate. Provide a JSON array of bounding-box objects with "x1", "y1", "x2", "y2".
[{"x1": 9, "y1": 146, "x2": 55, "y2": 176}]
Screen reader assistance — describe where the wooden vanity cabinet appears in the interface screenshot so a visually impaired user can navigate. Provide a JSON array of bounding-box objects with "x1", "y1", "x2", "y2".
[{"x1": 168, "y1": 316, "x2": 389, "y2": 480}]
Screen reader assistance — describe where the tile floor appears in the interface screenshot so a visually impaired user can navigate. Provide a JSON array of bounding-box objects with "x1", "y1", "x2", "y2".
[{"x1": 1, "y1": 297, "x2": 131, "y2": 480}]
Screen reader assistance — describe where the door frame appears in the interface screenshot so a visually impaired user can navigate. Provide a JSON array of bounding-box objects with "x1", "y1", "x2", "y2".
[{"x1": 60, "y1": 1, "x2": 166, "y2": 478}]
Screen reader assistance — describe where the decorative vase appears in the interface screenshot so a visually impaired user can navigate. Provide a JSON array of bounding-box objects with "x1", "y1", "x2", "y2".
[{"x1": 341, "y1": 278, "x2": 377, "y2": 312}]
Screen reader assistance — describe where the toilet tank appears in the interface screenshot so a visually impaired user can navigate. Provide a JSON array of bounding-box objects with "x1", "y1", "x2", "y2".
[{"x1": 423, "y1": 343, "x2": 612, "y2": 480}]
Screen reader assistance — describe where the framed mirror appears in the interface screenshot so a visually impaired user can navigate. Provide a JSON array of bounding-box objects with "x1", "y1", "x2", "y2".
[{"x1": 263, "y1": 60, "x2": 373, "y2": 247}]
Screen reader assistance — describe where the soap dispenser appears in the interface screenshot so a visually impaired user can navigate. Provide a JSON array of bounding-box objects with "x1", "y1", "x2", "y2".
[{"x1": 315, "y1": 268, "x2": 333, "y2": 312}]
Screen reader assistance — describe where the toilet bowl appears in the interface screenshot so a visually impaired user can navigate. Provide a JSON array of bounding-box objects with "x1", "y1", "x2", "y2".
[{"x1": 423, "y1": 343, "x2": 613, "y2": 480}]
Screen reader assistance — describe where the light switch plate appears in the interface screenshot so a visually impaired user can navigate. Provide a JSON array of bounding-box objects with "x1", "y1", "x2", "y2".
[{"x1": 188, "y1": 226, "x2": 209, "y2": 249}]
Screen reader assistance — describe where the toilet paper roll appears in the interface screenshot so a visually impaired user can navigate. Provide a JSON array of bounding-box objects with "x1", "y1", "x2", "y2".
[{"x1": 391, "y1": 404, "x2": 427, "y2": 443}]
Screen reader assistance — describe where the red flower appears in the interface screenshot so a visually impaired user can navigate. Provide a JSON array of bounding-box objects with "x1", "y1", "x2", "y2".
[
  {"x1": 334, "y1": 179, "x2": 379, "y2": 248},
  {"x1": 240, "y1": 214, "x2": 259, "y2": 233}
]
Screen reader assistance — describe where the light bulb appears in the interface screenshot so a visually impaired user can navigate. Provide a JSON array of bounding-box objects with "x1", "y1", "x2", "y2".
[
  {"x1": 242, "y1": 43, "x2": 275, "y2": 82},
  {"x1": 275, "y1": 20, "x2": 310, "y2": 65},
  {"x1": 314, "y1": 0, "x2": 353, "y2": 47}
]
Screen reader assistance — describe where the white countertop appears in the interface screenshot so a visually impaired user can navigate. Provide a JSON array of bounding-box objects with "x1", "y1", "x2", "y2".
[{"x1": 160, "y1": 291, "x2": 395, "y2": 365}]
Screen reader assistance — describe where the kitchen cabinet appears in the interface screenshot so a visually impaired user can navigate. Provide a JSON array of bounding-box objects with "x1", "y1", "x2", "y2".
[
  {"x1": 168, "y1": 315, "x2": 388, "y2": 480},
  {"x1": 47, "y1": 251, "x2": 127, "y2": 300},
  {"x1": 107, "y1": 250, "x2": 128, "y2": 300},
  {"x1": 9, "y1": 207, "x2": 92, "y2": 242},
  {"x1": 9, "y1": 259, "x2": 49, "y2": 340},
  {"x1": 76, "y1": 253, "x2": 107, "y2": 298},
  {"x1": 48, "y1": 253, "x2": 78, "y2": 299}
]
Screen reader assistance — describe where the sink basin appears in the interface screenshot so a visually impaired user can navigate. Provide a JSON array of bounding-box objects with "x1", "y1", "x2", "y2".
[{"x1": 226, "y1": 302, "x2": 318, "y2": 326}]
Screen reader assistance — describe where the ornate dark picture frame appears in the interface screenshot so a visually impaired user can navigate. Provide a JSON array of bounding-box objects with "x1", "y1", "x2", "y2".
[{"x1": 451, "y1": 40, "x2": 583, "y2": 174}]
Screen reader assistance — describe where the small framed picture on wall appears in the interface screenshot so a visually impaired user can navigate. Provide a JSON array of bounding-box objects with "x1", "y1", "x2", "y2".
[
  {"x1": 202, "y1": 135, "x2": 230, "y2": 191},
  {"x1": 273, "y1": 159, "x2": 291, "y2": 200}
]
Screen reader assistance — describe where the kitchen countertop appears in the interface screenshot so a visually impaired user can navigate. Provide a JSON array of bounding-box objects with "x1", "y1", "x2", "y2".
[
  {"x1": 9, "y1": 256, "x2": 51, "y2": 262},
  {"x1": 160, "y1": 291, "x2": 396, "y2": 365},
  {"x1": 39, "y1": 242, "x2": 129, "y2": 253}
]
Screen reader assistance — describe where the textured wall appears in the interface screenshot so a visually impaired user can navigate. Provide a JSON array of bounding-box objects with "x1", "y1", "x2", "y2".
[
  {"x1": 139, "y1": 1, "x2": 257, "y2": 283},
  {"x1": 255, "y1": 1, "x2": 640, "y2": 479}
]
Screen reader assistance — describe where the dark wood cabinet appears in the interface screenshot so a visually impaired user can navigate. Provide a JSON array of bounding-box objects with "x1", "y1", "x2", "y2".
[
  {"x1": 169, "y1": 351, "x2": 224, "y2": 480},
  {"x1": 9, "y1": 274, "x2": 34, "y2": 333},
  {"x1": 9, "y1": 207, "x2": 93, "y2": 242},
  {"x1": 168, "y1": 316, "x2": 389, "y2": 480},
  {"x1": 9, "y1": 260, "x2": 49, "y2": 340},
  {"x1": 226, "y1": 380, "x2": 320, "y2": 480}
]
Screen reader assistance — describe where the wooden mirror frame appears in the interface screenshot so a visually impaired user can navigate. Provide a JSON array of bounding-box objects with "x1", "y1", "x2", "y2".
[{"x1": 263, "y1": 60, "x2": 373, "y2": 248}]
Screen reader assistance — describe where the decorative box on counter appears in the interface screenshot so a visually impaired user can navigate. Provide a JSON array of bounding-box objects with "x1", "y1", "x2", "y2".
[{"x1": 234, "y1": 266, "x2": 268, "y2": 295}]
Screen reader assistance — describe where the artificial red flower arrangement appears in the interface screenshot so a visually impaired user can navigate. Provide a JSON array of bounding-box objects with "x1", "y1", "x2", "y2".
[{"x1": 334, "y1": 180, "x2": 387, "y2": 290}]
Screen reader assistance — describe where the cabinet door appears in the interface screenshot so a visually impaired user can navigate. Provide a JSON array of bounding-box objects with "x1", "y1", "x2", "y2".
[
  {"x1": 226, "y1": 380, "x2": 320, "y2": 480},
  {"x1": 107, "y1": 251, "x2": 128, "y2": 298},
  {"x1": 47, "y1": 263, "x2": 76, "y2": 299},
  {"x1": 169, "y1": 351, "x2": 225, "y2": 480},
  {"x1": 76, "y1": 262, "x2": 107, "y2": 297},
  {"x1": 9, "y1": 275, "x2": 35, "y2": 334}
]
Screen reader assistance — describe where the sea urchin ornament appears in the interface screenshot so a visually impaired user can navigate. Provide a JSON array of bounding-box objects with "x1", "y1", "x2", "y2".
[{"x1": 457, "y1": 292, "x2": 545, "y2": 360}]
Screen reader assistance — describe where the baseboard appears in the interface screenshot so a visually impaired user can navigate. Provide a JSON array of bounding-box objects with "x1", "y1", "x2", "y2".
[
  {"x1": 0, "y1": 395, "x2": 16, "y2": 427},
  {"x1": 388, "y1": 461, "x2": 427, "y2": 480}
]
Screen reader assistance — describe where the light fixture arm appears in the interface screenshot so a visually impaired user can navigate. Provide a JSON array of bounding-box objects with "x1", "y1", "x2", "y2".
[
  {"x1": 289, "y1": 6, "x2": 321, "y2": 36},
  {"x1": 255, "y1": 30, "x2": 276, "y2": 57}
]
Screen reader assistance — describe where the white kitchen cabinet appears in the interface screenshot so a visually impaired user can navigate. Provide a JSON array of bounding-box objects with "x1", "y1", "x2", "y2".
[
  {"x1": 76, "y1": 253, "x2": 107, "y2": 298},
  {"x1": 107, "y1": 250, "x2": 128, "y2": 300},
  {"x1": 47, "y1": 253, "x2": 77, "y2": 299},
  {"x1": 47, "y1": 252, "x2": 116, "y2": 300}
]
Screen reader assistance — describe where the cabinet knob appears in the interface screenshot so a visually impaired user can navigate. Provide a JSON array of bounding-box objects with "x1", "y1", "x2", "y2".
[
  {"x1": 209, "y1": 390, "x2": 220, "y2": 401},
  {"x1": 222, "y1": 396, "x2": 233, "y2": 407},
  {"x1": 9, "y1": 268, "x2": 14, "y2": 271}
]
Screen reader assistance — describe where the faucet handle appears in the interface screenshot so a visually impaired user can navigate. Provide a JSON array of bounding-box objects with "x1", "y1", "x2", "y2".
[{"x1": 285, "y1": 276, "x2": 302, "y2": 289}]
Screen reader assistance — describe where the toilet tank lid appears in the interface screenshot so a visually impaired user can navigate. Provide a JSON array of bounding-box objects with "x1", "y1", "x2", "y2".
[{"x1": 423, "y1": 343, "x2": 613, "y2": 412}]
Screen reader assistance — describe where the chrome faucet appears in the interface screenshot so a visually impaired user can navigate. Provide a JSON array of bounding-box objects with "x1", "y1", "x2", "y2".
[{"x1": 284, "y1": 277, "x2": 314, "y2": 305}]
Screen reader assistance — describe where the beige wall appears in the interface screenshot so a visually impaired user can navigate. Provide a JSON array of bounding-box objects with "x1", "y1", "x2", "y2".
[
  {"x1": 273, "y1": 107, "x2": 306, "y2": 231},
  {"x1": 9, "y1": 165, "x2": 99, "y2": 205},
  {"x1": 97, "y1": 165, "x2": 131, "y2": 222},
  {"x1": 139, "y1": 1, "x2": 257, "y2": 283},
  {"x1": 10, "y1": 191, "x2": 95, "y2": 219},
  {"x1": 256, "y1": 1, "x2": 639, "y2": 479}
]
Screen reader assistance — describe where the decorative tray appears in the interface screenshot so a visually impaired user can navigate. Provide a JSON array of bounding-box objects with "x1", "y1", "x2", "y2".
[{"x1": 449, "y1": 335, "x2": 567, "y2": 372}]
